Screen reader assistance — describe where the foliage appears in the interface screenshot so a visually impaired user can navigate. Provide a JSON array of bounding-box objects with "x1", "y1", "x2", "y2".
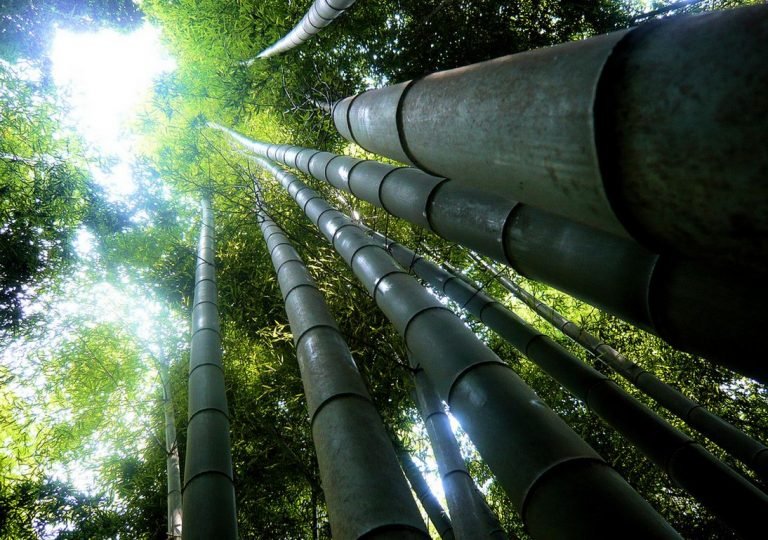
[
  {"x1": 2, "y1": 1, "x2": 767, "y2": 538},
  {"x1": 0, "y1": 271, "x2": 186, "y2": 538},
  {"x1": 0, "y1": 479, "x2": 130, "y2": 540},
  {"x1": 0, "y1": 61, "x2": 130, "y2": 332}
]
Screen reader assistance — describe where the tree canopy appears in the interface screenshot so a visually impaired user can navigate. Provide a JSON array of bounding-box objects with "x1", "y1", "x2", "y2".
[{"x1": 1, "y1": 1, "x2": 766, "y2": 538}]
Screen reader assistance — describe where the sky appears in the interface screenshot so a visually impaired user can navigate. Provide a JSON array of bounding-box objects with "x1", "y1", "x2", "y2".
[
  {"x1": 50, "y1": 24, "x2": 175, "y2": 200},
  {"x1": 48, "y1": 21, "x2": 175, "y2": 295}
]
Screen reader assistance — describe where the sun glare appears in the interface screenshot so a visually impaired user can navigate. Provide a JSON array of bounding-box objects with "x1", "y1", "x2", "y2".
[
  {"x1": 73, "y1": 227, "x2": 96, "y2": 258},
  {"x1": 50, "y1": 24, "x2": 175, "y2": 198}
]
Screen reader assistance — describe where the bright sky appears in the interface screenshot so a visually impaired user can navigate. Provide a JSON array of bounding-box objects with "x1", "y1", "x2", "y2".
[{"x1": 50, "y1": 24, "x2": 175, "y2": 199}]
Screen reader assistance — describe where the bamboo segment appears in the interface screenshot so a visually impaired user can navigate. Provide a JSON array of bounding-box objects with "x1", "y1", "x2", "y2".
[
  {"x1": 256, "y1": 210, "x2": 428, "y2": 539},
  {"x1": 254, "y1": 156, "x2": 681, "y2": 539},
  {"x1": 367, "y1": 231, "x2": 768, "y2": 539},
  {"x1": 210, "y1": 123, "x2": 767, "y2": 384},
  {"x1": 467, "y1": 253, "x2": 768, "y2": 484},
  {"x1": 251, "y1": 0, "x2": 357, "y2": 60},
  {"x1": 183, "y1": 197, "x2": 237, "y2": 540},
  {"x1": 330, "y1": 6, "x2": 768, "y2": 274},
  {"x1": 412, "y1": 366, "x2": 510, "y2": 540}
]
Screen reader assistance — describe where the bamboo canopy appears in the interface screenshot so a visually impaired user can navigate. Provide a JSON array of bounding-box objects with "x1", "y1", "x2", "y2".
[
  {"x1": 251, "y1": 0, "x2": 357, "y2": 60},
  {"x1": 412, "y1": 365, "x2": 510, "y2": 540},
  {"x1": 366, "y1": 230, "x2": 768, "y2": 538},
  {"x1": 254, "y1": 156, "x2": 681, "y2": 539},
  {"x1": 210, "y1": 125, "x2": 767, "y2": 383},
  {"x1": 467, "y1": 253, "x2": 768, "y2": 483},
  {"x1": 254, "y1": 203, "x2": 428, "y2": 539},
  {"x1": 183, "y1": 197, "x2": 237, "y2": 540},
  {"x1": 330, "y1": 6, "x2": 768, "y2": 274}
]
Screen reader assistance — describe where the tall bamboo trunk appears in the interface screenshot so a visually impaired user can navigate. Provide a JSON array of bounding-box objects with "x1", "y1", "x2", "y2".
[
  {"x1": 248, "y1": 0, "x2": 357, "y2": 60},
  {"x1": 367, "y1": 231, "x2": 768, "y2": 538},
  {"x1": 395, "y1": 447, "x2": 455, "y2": 540},
  {"x1": 161, "y1": 369, "x2": 183, "y2": 539},
  {"x1": 468, "y1": 253, "x2": 768, "y2": 483},
  {"x1": 253, "y1": 156, "x2": 681, "y2": 539},
  {"x1": 211, "y1": 125, "x2": 767, "y2": 383},
  {"x1": 182, "y1": 197, "x2": 237, "y2": 540},
  {"x1": 412, "y1": 366, "x2": 510, "y2": 540},
  {"x1": 329, "y1": 6, "x2": 768, "y2": 275},
  {"x1": 255, "y1": 208, "x2": 428, "y2": 539}
]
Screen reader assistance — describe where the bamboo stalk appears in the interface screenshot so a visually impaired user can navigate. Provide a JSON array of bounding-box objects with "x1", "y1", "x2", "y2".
[
  {"x1": 256, "y1": 208, "x2": 428, "y2": 539},
  {"x1": 247, "y1": 0, "x2": 357, "y2": 61},
  {"x1": 412, "y1": 366, "x2": 510, "y2": 540},
  {"x1": 254, "y1": 155, "x2": 681, "y2": 539},
  {"x1": 330, "y1": 6, "x2": 768, "y2": 275},
  {"x1": 210, "y1": 124, "x2": 767, "y2": 384},
  {"x1": 466, "y1": 252, "x2": 768, "y2": 483},
  {"x1": 366, "y1": 230, "x2": 768, "y2": 539},
  {"x1": 161, "y1": 368, "x2": 183, "y2": 539},
  {"x1": 395, "y1": 447, "x2": 455, "y2": 540},
  {"x1": 182, "y1": 197, "x2": 237, "y2": 540}
]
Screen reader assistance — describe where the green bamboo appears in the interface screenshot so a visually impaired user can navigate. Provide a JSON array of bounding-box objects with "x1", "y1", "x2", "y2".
[
  {"x1": 250, "y1": 0, "x2": 357, "y2": 60},
  {"x1": 367, "y1": 231, "x2": 767, "y2": 538},
  {"x1": 467, "y1": 253, "x2": 768, "y2": 483},
  {"x1": 161, "y1": 366, "x2": 183, "y2": 539},
  {"x1": 412, "y1": 366, "x2": 510, "y2": 540},
  {"x1": 395, "y1": 447, "x2": 455, "y2": 540},
  {"x1": 210, "y1": 124, "x2": 767, "y2": 383},
  {"x1": 255, "y1": 207, "x2": 428, "y2": 539},
  {"x1": 182, "y1": 197, "x2": 237, "y2": 540},
  {"x1": 254, "y1": 155, "x2": 681, "y2": 539},
  {"x1": 329, "y1": 6, "x2": 768, "y2": 274}
]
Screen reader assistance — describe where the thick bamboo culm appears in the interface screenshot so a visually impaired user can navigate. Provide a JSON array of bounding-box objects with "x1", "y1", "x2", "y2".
[
  {"x1": 251, "y1": 0, "x2": 356, "y2": 60},
  {"x1": 183, "y1": 197, "x2": 237, "y2": 540},
  {"x1": 253, "y1": 155, "x2": 681, "y2": 539},
  {"x1": 395, "y1": 448, "x2": 455, "y2": 540},
  {"x1": 412, "y1": 365, "x2": 510, "y2": 540},
  {"x1": 330, "y1": 6, "x2": 768, "y2": 275},
  {"x1": 255, "y1": 209, "x2": 428, "y2": 539},
  {"x1": 210, "y1": 124, "x2": 766, "y2": 384},
  {"x1": 366, "y1": 230, "x2": 768, "y2": 538},
  {"x1": 467, "y1": 253, "x2": 768, "y2": 483}
]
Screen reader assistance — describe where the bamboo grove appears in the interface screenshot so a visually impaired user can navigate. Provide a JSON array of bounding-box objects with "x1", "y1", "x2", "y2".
[
  {"x1": 176, "y1": 4, "x2": 768, "y2": 538},
  {"x1": 3, "y1": 1, "x2": 767, "y2": 539}
]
